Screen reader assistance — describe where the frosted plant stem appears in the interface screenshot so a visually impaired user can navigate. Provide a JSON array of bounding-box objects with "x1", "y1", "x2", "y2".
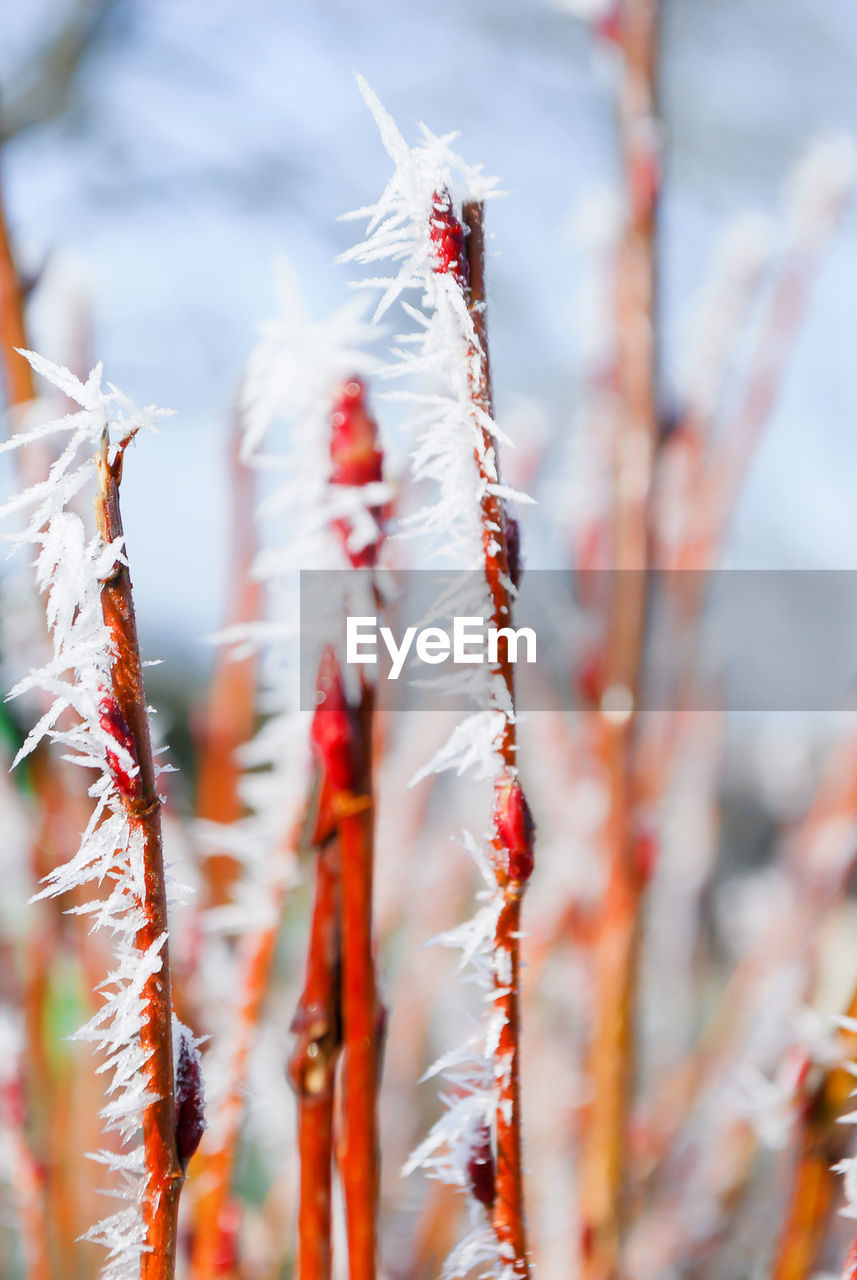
[
  {"x1": 94, "y1": 436, "x2": 183, "y2": 1280},
  {"x1": 288, "y1": 838, "x2": 342, "y2": 1280},
  {"x1": 579, "y1": 2, "x2": 660, "y2": 1278},
  {"x1": 337, "y1": 677, "x2": 381, "y2": 1280},
  {"x1": 463, "y1": 201, "x2": 530, "y2": 1279}
]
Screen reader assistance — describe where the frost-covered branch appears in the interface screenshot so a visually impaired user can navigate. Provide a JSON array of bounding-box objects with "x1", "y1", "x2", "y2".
[
  {"x1": 343, "y1": 78, "x2": 534, "y2": 1279},
  {"x1": 0, "y1": 350, "x2": 202, "y2": 1280}
]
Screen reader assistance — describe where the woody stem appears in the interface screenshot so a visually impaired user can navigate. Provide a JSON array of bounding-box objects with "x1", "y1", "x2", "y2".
[
  {"x1": 463, "y1": 199, "x2": 530, "y2": 1279},
  {"x1": 94, "y1": 438, "x2": 183, "y2": 1280}
]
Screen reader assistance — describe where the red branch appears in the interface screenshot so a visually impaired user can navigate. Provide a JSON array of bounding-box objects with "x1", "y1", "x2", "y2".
[
  {"x1": 94, "y1": 438, "x2": 186, "y2": 1280},
  {"x1": 288, "y1": 838, "x2": 342, "y2": 1280},
  {"x1": 312, "y1": 650, "x2": 382, "y2": 1280},
  {"x1": 460, "y1": 199, "x2": 532, "y2": 1278}
]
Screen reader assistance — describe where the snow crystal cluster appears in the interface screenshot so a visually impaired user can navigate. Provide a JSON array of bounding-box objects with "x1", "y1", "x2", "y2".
[
  {"x1": 342, "y1": 79, "x2": 532, "y2": 1274},
  {"x1": 0, "y1": 351, "x2": 172, "y2": 1279}
]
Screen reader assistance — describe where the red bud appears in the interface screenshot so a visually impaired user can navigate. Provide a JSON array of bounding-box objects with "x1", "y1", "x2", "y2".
[
  {"x1": 430, "y1": 188, "x2": 468, "y2": 286},
  {"x1": 466, "y1": 1123, "x2": 495, "y2": 1209},
  {"x1": 174, "y1": 1025, "x2": 205, "y2": 1171},
  {"x1": 98, "y1": 688, "x2": 142, "y2": 801},
  {"x1": 493, "y1": 771, "x2": 535, "y2": 884},
  {"x1": 310, "y1": 650, "x2": 361, "y2": 793},
  {"x1": 329, "y1": 377, "x2": 385, "y2": 568},
  {"x1": 505, "y1": 514, "x2": 522, "y2": 589},
  {"x1": 330, "y1": 378, "x2": 383, "y2": 489}
]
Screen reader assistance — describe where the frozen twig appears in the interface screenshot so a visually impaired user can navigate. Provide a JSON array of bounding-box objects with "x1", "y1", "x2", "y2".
[
  {"x1": 0, "y1": 351, "x2": 202, "y2": 1280},
  {"x1": 343, "y1": 78, "x2": 534, "y2": 1278},
  {"x1": 93, "y1": 435, "x2": 191, "y2": 1280}
]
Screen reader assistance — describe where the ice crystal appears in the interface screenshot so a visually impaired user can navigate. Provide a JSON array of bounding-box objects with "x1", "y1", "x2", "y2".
[{"x1": 2, "y1": 350, "x2": 172, "y2": 1280}]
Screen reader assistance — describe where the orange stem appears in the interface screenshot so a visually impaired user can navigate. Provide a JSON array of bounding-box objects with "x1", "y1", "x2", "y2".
[
  {"x1": 188, "y1": 914, "x2": 280, "y2": 1277},
  {"x1": 463, "y1": 201, "x2": 530, "y2": 1278},
  {"x1": 288, "y1": 839, "x2": 342, "y2": 1280},
  {"x1": 336, "y1": 680, "x2": 381, "y2": 1280},
  {"x1": 94, "y1": 441, "x2": 184, "y2": 1280}
]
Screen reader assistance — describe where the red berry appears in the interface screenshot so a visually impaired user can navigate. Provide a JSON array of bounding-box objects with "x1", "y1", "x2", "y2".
[
  {"x1": 493, "y1": 771, "x2": 535, "y2": 884},
  {"x1": 429, "y1": 188, "x2": 468, "y2": 286}
]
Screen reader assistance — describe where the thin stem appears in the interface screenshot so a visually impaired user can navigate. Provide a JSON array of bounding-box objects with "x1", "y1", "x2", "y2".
[
  {"x1": 288, "y1": 839, "x2": 342, "y2": 1280},
  {"x1": 94, "y1": 440, "x2": 183, "y2": 1280},
  {"x1": 337, "y1": 678, "x2": 381, "y2": 1280},
  {"x1": 463, "y1": 200, "x2": 530, "y2": 1279}
]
